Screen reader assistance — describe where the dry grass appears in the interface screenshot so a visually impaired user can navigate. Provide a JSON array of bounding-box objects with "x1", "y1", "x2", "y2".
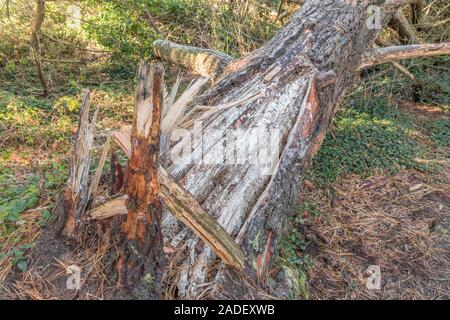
[{"x1": 301, "y1": 168, "x2": 450, "y2": 299}]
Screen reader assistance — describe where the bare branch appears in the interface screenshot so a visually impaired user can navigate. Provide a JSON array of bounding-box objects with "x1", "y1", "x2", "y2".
[
  {"x1": 360, "y1": 42, "x2": 450, "y2": 69},
  {"x1": 374, "y1": 39, "x2": 415, "y2": 81},
  {"x1": 153, "y1": 39, "x2": 233, "y2": 78},
  {"x1": 285, "y1": 0, "x2": 305, "y2": 4}
]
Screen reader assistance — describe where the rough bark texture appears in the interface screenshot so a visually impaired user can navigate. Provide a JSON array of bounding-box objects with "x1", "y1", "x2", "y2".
[
  {"x1": 156, "y1": 0, "x2": 404, "y2": 299},
  {"x1": 116, "y1": 62, "x2": 165, "y2": 299}
]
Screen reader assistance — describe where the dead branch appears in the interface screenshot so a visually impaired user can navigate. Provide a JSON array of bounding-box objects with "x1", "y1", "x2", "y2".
[
  {"x1": 360, "y1": 42, "x2": 450, "y2": 69},
  {"x1": 373, "y1": 40, "x2": 416, "y2": 81},
  {"x1": 143, "y1": 9, "x2": 165, "y2": 37},
  {"x1": 153, "y1": 39, "x2": 233, "y2": 78}
]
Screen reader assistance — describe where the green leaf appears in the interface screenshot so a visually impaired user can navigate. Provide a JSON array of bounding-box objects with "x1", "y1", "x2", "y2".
[{"x1": 16, "y1": 260, "x2": 28, "y2": 273}]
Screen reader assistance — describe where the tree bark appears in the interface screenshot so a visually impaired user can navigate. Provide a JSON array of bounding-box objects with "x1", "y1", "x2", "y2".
[{"x1": 153, "y1": 40, "x2": 233, "y2": 78}]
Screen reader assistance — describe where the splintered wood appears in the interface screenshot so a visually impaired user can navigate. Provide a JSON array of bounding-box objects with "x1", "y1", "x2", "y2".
[
  {"x1": 121, "y1": 61, "x2": 164, "y2": 243},
  {"x1": 61, "y1": 89, "x2": 98, "y2": 237},
  {"x1": 115, "y1": 61, "x2": 166, "y2": 296},
  {"x1": 91, "y1": 114, "x2": 245, "y2": 270}
]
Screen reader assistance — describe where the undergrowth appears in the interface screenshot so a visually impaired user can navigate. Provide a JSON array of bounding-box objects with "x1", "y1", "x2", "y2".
[{"x1": 308, "y1": 96, "x2": 430, "y2": 185}]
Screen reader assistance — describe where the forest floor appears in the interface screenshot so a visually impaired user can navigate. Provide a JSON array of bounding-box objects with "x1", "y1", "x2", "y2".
[{"x1": 1, "y1": 1, "x2": 449, "y2": 299}]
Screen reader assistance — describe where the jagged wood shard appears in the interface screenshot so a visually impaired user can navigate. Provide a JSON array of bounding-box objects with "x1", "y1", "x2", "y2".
[{"x1": 59, "y1": 89, "x2": 98, "y2": 238}]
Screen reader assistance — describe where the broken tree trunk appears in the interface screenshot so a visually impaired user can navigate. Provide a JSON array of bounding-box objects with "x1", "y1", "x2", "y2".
[
  {"x1": 115, "y1": 61, "x2": 166, "y2": 299},
  {"x1": 54, "y1": 89, "x2": 98, "y2": 238},
  {"x1": 42, "y1": 0, "x2": 450, "y2": 301},
  {"x1": 148, "y1": 0, "x2": 450, "y2": 299}
]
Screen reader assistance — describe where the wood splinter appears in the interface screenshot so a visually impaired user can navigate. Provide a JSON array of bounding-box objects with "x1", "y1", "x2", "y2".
[{"x1": 59, "y1": 89, "x2": 98, "y2": 238}]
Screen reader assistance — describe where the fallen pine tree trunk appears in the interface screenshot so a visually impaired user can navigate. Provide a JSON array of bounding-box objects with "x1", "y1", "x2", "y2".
[
  {"x1": 149, "y1": 0, "x2": 450, "y2": 299},
  {"x1": 33, "y1": 0, "x2": 450, "y2": 300}
]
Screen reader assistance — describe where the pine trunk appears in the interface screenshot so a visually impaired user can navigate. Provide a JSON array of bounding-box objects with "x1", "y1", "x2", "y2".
[{"x1": 161, "y1": 0, "x2": 396, "y2": 299}]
